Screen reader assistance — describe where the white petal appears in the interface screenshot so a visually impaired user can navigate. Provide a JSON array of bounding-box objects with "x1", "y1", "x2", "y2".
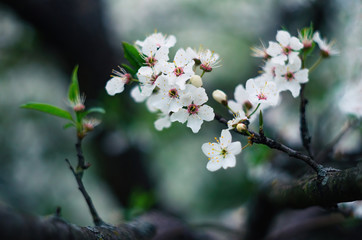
[
  {"x1": 130, "y1": 86, "x2": 146, "y2": 102},
  {"x1": 223, "y1": 155, "x2": 236, "y2": 169},
  {"x1": 193, "y1": 87, "x2": 208, "y2": 105},
  {"x1": 202, "y1": 142, "x2": 221, "y2": 157},
  {"x1": 220, "y1": 129, "x2": 232, "y2": 146},
  {"x1": 198, "y1": 105, "x2": 215, "y2": 121},
  {"x1": 154, "y1": 116, "x2": 171, "y2": 131},
  {"x1": 271, "y1": 54, "x2": 287, "y2": 65},
  {"x1": 289, "y1": 37, "x2": 303, "y2": 50},
  {"x1": 168, "y1": 99, "x2": 183, "y2": 113},
  {"x1": 142, "y1": 40, "x2": 157, "y2": 56},
  {"x1": 154, "y1": 46, "x2": 169, "y2": 62},
  {"x1": 170, "y1": 109, "x2": 188, "y2": 123},
  {"x1": 288, "y1": 52, "x2": 300, "y2": 65},
  {"x1": 227, "y1": 141, "x2": 242, "y2": 155},
  {"x1": 206, "y1": 159, "x2": 223, "y2": 172},
  {"x1": 276, "y1": 30, "x2": 291, "y2": 46},
  {"x1": 295, "y1": 69, "x2": 309, "y2": 84},
  {"x1": 174, "y1": 48, "x2": 189, "y2": 67},
  {"x1": 165, "y1": 35, "x2": 176, "y2": 48},
  {"x1": 234, "y1": 84, "x2": 248, "y2": 104},
  {"x1": 186, "y1": 115, "x2": 203, "y2": 133},
  {"x1": 288, "y1": 57, "x2": 301, "y2": 72},
  {"x1": 228, "y1": 100, "x2": 242, "y2": 113},
  {"x1": 266, "y1": 41, "x2": 283, "y2": 57},
  {"x1": 288, "y1": 80, "x2": 301, "y2": 98},
  {"x1": 105, "y1": 77, "x2": 125, "y2": 96},
  {"x1": 140, "y1": 84, "x2": 155, "y2": 97}
]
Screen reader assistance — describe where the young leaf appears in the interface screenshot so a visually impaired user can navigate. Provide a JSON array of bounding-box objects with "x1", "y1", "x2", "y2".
[
  {"x1": 78, "y1": 107, "x2": 106, "y2": 120},
  {"x1": 68, "y1": 65, "x2": 80, "y2": 103},
  {"x1": 121, "y1": 64, "x2": 137, "y2": 76},
  {"x1": 122, "y1": 42, "x2": 145, "y2": 69},
  {"x1": 63, "y1": 122, "x2": 76, "y2": 129},
  {"x1": 21, "y1": 102, "x2": 73, "y2": 121}
]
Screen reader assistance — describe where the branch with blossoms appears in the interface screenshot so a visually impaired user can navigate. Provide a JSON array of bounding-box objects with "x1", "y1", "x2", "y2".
[{"x1": 105, "y1": 27, "x2": 349, "y2": 177}]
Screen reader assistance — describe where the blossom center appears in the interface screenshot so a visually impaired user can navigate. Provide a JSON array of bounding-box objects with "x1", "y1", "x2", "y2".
[
  {"x1": 146, "y1": 56, "x2": 158, "y2": 67},
  {"x1": 257, "y1": 92, "x2": 267, "y2": 100},
  {"x1": 200, "y1": 63, "x2": 212, "y2": 72},
  {"x1": 220, "y1": 148, "x2": 228, "y2": 158},
  {"x1": 173, "y1": 67, "x2": 184, "y2": 77},
  {"x1": 150, "y1": 74, "x2": 159, "y2": 85},
  {"x1": 285, "y1": 71, "x2": 295, "y2": 81},
  {"x1": 168, "y1": 88, "x2": 179, "y2": 99},
  {"x1": 124, "y1": 73, "x2": 132, "y2": 84},
  {"x1": 283, "y1": 46, "x2": 292, "y2": 55},
  {"x1": 187, "y1": 104, "x2": 199, "y2": 115}
]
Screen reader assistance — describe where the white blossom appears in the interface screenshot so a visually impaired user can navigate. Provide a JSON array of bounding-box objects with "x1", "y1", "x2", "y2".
[
  {"x1": 148, "y1": 76, "x2": 187, "y2": 113},
  {"x1": 137, "y1": 66, "x2": 162, "y2": 97},
  {"x1": 266, "y1": 30, "x2": 303, "y2": 65},
  {"x1": 136, "y1": 32, "x2": 176, "y2": 50},
  {"x1": 227, "y1": 110, "x2": 248, "y2": 130},
  {"x1": 245, "y1": 76, "x2": 279, "y2": 108},
  {"x1": 154, "y1": 110, "x2": 172, "y2": 131},
  {"x1": 202, "y1": 130, "x2": 242, "y2": 172},
  {"x1": 160, "y1": 48, "x2": 195, "y2": 90},
  {"x1": 170, "y1": 85, "x2": 214, "y2": 133},
  {"x1": 313, "y1": 31, "x2": 339, "y2": 57},
  {"x1": 228, "y1": 84, "x2": 255, "y2": 118},
  {"x1": 199, "y1": 49, "x2": 221, "y2": 72},
  {"x1": 105, "y1": 68, "x2": 132, "y2": 96},
  {"x1": 274, "y1": 57, "x2": 309, "y2": 98}
]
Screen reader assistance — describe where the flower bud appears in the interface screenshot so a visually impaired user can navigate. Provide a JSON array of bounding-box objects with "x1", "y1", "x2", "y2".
[
  {"x1": 73, "y1": 103, "x2": 85, "y2": 112},
  {"x1": 236, "y1": 123, "x2": 247, "y2": 132},
  {"x1": 212, "y1": 90, "x2": 228, "y2": 106},
  {"x1": 190, "y1": 75, "x2": 203, "y2": 88}
]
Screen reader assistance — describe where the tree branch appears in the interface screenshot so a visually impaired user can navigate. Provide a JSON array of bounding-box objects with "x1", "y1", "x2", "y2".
[
  {"x1": 268, "y1": 166, "x2": 362, "y2": 208},
  {"x1": 214, "y1": 114, "x2": 324, "y2": 174},
  {"x1": 0, "y1": 205, "x2": 155, "y2": 240},
  {"x1": 299, "y1": 84, "x2": 313, "y2": 157}
]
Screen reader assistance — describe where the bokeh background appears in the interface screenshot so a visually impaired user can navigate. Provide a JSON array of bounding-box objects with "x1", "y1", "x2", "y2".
[{"x1": 0, "y1": 0, "x2": 361, "y2": 231}]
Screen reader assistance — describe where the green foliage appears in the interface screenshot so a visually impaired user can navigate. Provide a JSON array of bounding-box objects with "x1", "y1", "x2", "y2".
[
  {"x1": 122, "y1": 42, "x2": 145, "y2": 70},
  {"x1": 68, "y1": 65, "x2": 80, "y2": 104},
  {"x1": 125, "y1": 189, "x2": 155, "y2": 220},
  {"x1": 20, "y1": 102, "x2": 73, "y2": 121},
  {"x1": 121, "y1": 64, "x2": 137, "y2": 77},
  {"x1": 21, "y1": 66, "x2": 105, "y2": 136}
]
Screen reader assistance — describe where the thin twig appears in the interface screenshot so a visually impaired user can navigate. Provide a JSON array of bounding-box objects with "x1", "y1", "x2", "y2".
[
  {"x1": 214, "y1": 114, "x2": 325, "y2": 174},
  {"x1": 65, "y1": 158, "x2": 105, "y2": 226},
  {"x1": 299, "y1": 84, "x2": 313, "y2": 157}
]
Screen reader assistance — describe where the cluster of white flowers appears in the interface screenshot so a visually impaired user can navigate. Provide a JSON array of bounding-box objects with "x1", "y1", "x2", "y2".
[
  {"x1": 203, "y1": 29, "x2": 339, "y2": 172},
  {"x1": 105, "y1": 30, "x2": 341, "y2": 172},
  {"x1": 105, "y1": 32, "x2": 220, "y2": 133}
]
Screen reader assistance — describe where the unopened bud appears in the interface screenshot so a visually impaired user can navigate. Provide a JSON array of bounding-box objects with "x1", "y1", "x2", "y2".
[
  {"x1": 212, "y1": 90, "x2": 228, "y2": 106},
  {"x1": 190, "y1": 75, "x2": 203, "y2": 88},
  {"x1": 73, "y1": 103, "x2": 85, "y2": 112},
  {"x1": 243, "y1": 101, "x2": 253, "y2": 111},
  {"x1": 236, "y1": 123, "x2": 247, "y2": 132}
]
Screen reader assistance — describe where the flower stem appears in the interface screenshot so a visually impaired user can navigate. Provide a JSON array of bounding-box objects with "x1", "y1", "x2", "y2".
[
  {"x1": 309, "y1": 56, "x2": 323, "y2": 73},
  {"x1": 200, "y1": 70, "x2": 206, "y2": 78},
  {"x1": 247, "y1": 103, "x2": 261, "y2": 118}
]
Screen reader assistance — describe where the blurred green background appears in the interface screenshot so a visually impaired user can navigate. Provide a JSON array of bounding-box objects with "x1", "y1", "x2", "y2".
[{"x1": 0, "y1": 0, "x2": 361, "y2": 227}]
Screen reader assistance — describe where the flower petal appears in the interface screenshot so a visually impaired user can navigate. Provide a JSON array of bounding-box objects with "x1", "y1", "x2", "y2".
[
  {"x1": 266, "y1": 41, "x2": 283, "y2": 57},
  {"x1": 170, "y1": 109, "x2": 188, "y2": 123},
  {"x1": 206, "y1": 159, "x2": 223, "y2": 172},
  {"x1": 198, "y1": 105, "x2": 215, "y2": 121},
  {"x1": 219, "y1": 129, "x2": 232, "y2": 147},
  {"x1": 276, "y1": 30, "x2": 291, "y2": 47},
  {"x1": 289, "y1": 36, "x2": 303, "y2": 50},
  {"x1": 105, "y1": 77, "x2": 125, "y2": 96},
  {"x1": 223, "y1": 154, "x2": 236, "y2": 169},
  {"x1": 202, "y1": 142, "x2": 221, "y2": 157},
  {"x1": 187, "y1": 114, "x2": 203, "y2": 133},
  {"x1": 227, "y1": 141, "x2": 242, "y2": 155},
  {"x1": 295, "y1": 69, "x2": 309, "y2": 84},
  {"x1": 154, "y1": 116, "x2": 171, "y2": 131}
]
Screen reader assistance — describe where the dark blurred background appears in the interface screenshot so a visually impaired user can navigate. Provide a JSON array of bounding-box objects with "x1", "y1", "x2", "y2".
[{"x1": 0, "y1": 0, "x2": 361, "y2": 233}]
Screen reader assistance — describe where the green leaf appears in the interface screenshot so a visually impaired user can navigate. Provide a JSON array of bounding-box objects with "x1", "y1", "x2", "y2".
[
  {"x1": 122, "y1": 42, "x2": 145, "y2": 69},
  {"x1": 77, "y1": 107, "x2": 105, "y2": 121},
  {"x1": 68, "y1": 65, "x2": 80, "y2": 103},
  {"x1": 121, "y1": 64, "x2": 137, "y2": 76},
  {"x1": 21, "y1": 102, "x2": 73, "y2": 121},
  {"x1": 259, "y1": 110, "x2": 263, "y2": 129},
  {"x1": 63, "y1": 122, "x2": 75, "y2": 129}
]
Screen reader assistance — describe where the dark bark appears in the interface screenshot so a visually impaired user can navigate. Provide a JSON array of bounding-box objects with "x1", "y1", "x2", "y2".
[{"x1": 0, "y1": 205, "x2": 155, "y2": 240}]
